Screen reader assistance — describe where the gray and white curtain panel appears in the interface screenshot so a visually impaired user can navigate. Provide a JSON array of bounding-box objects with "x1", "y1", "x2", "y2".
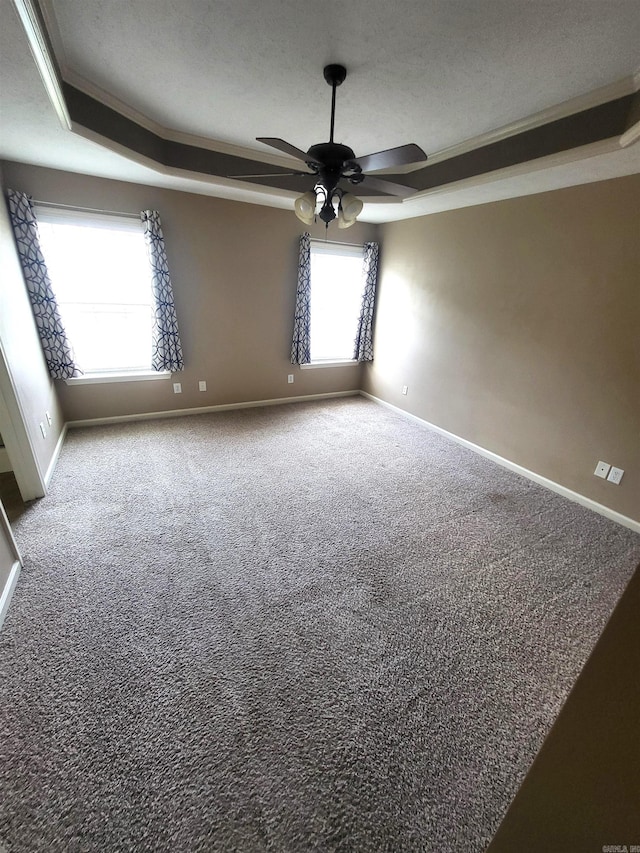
[
  {"x1": 5, "y1": 189, "x2": 81, "y2": 379},
  {"x1": 353, "y1": 241, "x2": 379, "y2": 363},
  {"x1": 141, "y1": 210, "x2": 184, "y2": 372},
  {"x1": 290, "y1": 232, "x2": 312, "y2": 365}
]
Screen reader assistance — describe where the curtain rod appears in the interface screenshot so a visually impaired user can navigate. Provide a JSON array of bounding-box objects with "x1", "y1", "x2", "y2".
[{"x1": 31, "y1": 199, "x2": 141, "y2": 220}]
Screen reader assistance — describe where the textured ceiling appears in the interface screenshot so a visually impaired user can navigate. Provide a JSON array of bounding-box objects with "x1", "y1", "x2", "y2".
[{"x1": 1, "y1": 0, "x2": 639, "y2": 220}]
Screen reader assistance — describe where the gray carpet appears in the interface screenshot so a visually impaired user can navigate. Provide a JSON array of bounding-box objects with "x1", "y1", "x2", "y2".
[{"x1": 1, "y1": 397, "x2": 638, "y2": 853}]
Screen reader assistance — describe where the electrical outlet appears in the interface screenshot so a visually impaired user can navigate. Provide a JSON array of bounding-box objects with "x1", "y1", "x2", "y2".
[
  {"x1": 288, "y1": 374, "x2": 294, "y2": 384},
  {"x1": 39, "y1": 422, "x2": 46, "y2": 439},
  {"x1": 45, "y1": 411, "x2": 53, "y2": 426},
  {"x1": 198, "y1": 381, "x2": 207, "y2": 392},
  {"x1": 594, "y1": 461, "x2": 610, "y2": 479},
  {"x1": 607, "y1": 466, "x2": 624, "y2": 485},
  {"x1": 173, "y1": 382, "x2": 182, "y2": 394},
  {"x1": 401, "y1": 385, "x2": 408, "y2": 395}
]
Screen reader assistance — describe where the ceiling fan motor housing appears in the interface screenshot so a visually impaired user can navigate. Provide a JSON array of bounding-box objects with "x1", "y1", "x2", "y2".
[
  {"x1": 306, "y1": 142, "x2": 360, "y2": 195},
  {"x1": 306, "y1": 143, "x2": 355, "y2": 169}
]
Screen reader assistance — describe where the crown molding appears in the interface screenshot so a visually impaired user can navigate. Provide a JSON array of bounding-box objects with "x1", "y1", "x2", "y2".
[
  {"x1": 425, "y1": 75, "x2": 639, "y2": 168},
  {"x1": 404, "y1": 138, "x2": 621, "y2": 205},
  {"x1": 67, "y1": 122, "x2": 299, "y2": 209},
  {"x1": 10, "y1": 0, "x2": 70, "y2": 130},
  {"x1": 62, "y1": 66, "x2": 640, "y2": 176},
  {"x1": 619, "y1": 120, "x2": 640, "y2": 148},
  {"x1": 69, "y1": 121, "x2": 404, "y2": 208},
  {"x1": 61, "y1": 69, "x2": 304, "y2": 172},
  {"x1": 619, "y1": 68, "x2": 640, "y2": 148}
]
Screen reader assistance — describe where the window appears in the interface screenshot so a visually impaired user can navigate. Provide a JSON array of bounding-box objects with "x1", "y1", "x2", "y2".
[
  {"x1": 36, "y1": 208, "x2": 154, "y2": 374},
  {"x1": 309, "y1": 242, "x2": 363, "y2": 363}
]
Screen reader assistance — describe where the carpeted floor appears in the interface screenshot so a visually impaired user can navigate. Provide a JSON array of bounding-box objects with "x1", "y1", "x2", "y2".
[{"x1": 1, "y1": 397, "x2": 638, "y2": 852}]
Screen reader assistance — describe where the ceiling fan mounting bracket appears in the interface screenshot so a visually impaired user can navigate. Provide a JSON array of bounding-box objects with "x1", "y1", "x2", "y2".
[{"x1": 323, "y1": 64, "x2": 347, "y2": 87}]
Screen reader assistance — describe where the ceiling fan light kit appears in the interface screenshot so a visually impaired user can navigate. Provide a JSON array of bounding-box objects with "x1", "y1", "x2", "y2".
[{"x1": 255, "y1": 64, "x2": 428, "y2": 229}]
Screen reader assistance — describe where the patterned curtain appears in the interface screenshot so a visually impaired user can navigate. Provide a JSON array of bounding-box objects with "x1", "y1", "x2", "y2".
[
  {"x1": 354, "y1": 241, "x2": 379, "y2": 362},
  {"x1": 5, "y1": 189, "x2": 81, "y2": 379},
  {"x1": 141, "y1": 210, "x2": 184, "y2": 372},
  {"x1": 290, "y1": 232, "x2": 311, "y2": 365}
]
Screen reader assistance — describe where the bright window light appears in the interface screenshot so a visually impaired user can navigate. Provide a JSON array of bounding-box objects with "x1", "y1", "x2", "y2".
[
  {"x1": 309, "y1": 243, "x2": 363, "y2": 361},
  {"x1": 36, "y1": 211, "x2": 153, "y2": 373}
]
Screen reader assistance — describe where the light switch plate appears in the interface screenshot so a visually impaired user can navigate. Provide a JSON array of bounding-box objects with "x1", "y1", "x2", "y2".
[{"x1": 198, "y1": 381, "x2": 207, "y2": 391}]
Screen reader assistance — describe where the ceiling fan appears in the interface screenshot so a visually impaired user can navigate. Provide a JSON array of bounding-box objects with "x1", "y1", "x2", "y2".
[{"x1": 231, "y1": 64, "x2": 428, "y2": 228}]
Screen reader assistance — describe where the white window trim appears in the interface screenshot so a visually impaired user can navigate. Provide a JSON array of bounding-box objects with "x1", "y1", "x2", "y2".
[
  {"x1": 300, "y1": 360, "x2": 358, "y2": 369},
  {"x1": 309, "y1": 240, "x2": 363, "y2": 257},
  {"x1": 34, "y1": 205, "x2": 142, "y2": 231},
  {"x1": 65, "y1": 371, "x2": 171, "y2": 385}
]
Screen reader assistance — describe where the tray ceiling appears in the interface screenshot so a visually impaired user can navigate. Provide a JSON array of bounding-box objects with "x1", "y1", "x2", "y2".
[{"x1": 1, "y1": 0, "x2": 639, "y2": 221}]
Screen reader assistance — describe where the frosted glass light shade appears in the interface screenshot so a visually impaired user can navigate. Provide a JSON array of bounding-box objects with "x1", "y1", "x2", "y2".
[
  {"x1": 294, "y1": 191, "x2": 317, "y2": 224},
  {"x1": 338, "y1": 193, "x2": 364, "y2": 229}
]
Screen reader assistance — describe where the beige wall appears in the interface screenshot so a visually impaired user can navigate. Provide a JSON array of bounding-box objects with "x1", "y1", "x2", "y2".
[
  {"x1": 365, "y1": 176, "x2": 640, "y2": 521},
  {"x1": 0, "y1": 173, "x2": 65, "y2": 497},
  {"x1": 1, "y1": 162, "x2": 378, "y2": 422}
]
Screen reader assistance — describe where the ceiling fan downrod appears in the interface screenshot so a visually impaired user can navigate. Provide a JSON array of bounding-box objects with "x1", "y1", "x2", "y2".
[
  {"x1": 323, "y1": 64, "x2": 347, "y2": 144},
  {"x1": 305, "y1": 65, "x2": 358, "y2": 199}
]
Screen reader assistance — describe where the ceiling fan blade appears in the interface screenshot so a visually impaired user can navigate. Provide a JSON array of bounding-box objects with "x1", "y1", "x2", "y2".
[
  {"x1": 359, "y1": 175, "x2": 414, "y2": 198},
  {"x1": 350, "y1": 143, "x2": 427, "y2": 173},
  {"x1": 256, "y1": 137, "x2": 320, "y2": 165},
  {"x1": 228, "y1": 170, "x2": 312, "y2": 179}
]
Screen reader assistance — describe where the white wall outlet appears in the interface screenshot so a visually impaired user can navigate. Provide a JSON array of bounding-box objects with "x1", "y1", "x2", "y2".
[
  {"x1": 607, "y1": 466, "x2": 624, "y2": 485},
  {"x1": 198, "y1": 381, "x2": 207, "y2": 392},
  {"x1": 45, "y1": 411, "x2": 53, "y2": 426},
  {"x1": 594, "y1": 461, "x2": 610, "y2": 479},
  {"x1": 288, "y1": 374, "x2": 294, "y2": 384},
  {"x1": 173, "y1": 382, "x2": 182, "y2": 394},
  {"x1": 39, "y1": 422, "x2": 46, "y2": 439},
  {"x1": 401, "y1": 385, "x2": 408, "y2": 395}
]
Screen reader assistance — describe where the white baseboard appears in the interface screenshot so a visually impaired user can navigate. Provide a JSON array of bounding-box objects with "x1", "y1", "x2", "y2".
[
  {"x1": 0, "y1": 560, "x2": 21, "y2": 632},
  {"x1": 65, "y1": 390, "x2": 360, "y2": 429},
  {"x1": 44, "y1": 423, "x2": 67, "y2": 488},
  {"x1": 361, "y1": 391, "x2": 640, "y2": 534}
]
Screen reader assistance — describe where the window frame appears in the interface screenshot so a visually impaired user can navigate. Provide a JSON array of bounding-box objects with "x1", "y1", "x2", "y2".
[
  {"x1": 306, "y1": 239, "x2": 364, "y2": 367},
  {"x1": 34, "y1": 205, "x2": 169, "y2": 383}
]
